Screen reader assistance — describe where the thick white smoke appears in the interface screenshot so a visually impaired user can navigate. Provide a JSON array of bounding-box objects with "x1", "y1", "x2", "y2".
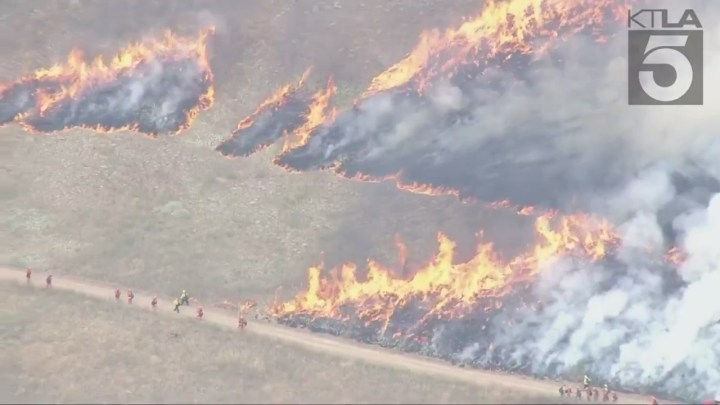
[
  {"x1": 22, "y1": 55, "x2": 211, "y2": 134},
  {"x1": 0, "y1": 30, "x2": 214, "y2": 134},
  {"x1": 283, "y1": 1, "x2": 718, "y2": 210},
  {"x1": 439, "y1": 1, "x2": 720, "y2": 400},
  {"x1": 272, "y1": 1, "x2": 719, "y2": 399}
]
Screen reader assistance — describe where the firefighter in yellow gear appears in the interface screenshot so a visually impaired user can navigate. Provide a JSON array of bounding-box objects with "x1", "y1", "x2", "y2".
[
  {"x1": 180, "y1": 290, "x2": 189, "y2": 306},
  {"x1": 583, "y1": 375, "x2": 591, "y2": 389},
  {"x1": 173, "y1": 299, "x2": 181, "y2": 313}
]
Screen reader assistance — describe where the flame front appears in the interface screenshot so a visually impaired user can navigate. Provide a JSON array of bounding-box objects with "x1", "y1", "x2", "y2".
[
  {"x1": 270, "y1": 212, "x2": 620, "y2": 330},
  {"x1": 280, "y1": 77, "x2": 337, "y2": 153},
  {"x1": 363, "y1": 0, "x2": 630, "y2": 97},
  {"x1": 235, "y1": 68, "x2": 311, "y2": 133},
  {"x1": 0, "y1": 28, "x2": 215, "y2": 134},
  {"x1": 215, "y1": 68, "x2": 313, "y2": 157},
  {"x1": 36, "y1": 29, "x2": 214, "y2": 114},
  {"x1": 230, "y1": 0, "x2": 633, "y2": 204}
]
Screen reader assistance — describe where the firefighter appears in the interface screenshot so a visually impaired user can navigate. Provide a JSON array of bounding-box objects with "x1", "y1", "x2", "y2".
[
  {"x1": 26, "y1": 267, "x2": 32, "y2": 282},
  {"x1": 172, "y1": 299, "x2": 180, "y2": 313},
  {"x1": 114, "y1": 288, "x2": 121, "y2": 301},
  {"x1": 196, "y1": 307, "x2": 204, "y2": 319},
  {"x1": 583, "y1": 375, "x2": 591, "y2": 389},
  {"x1": 238, "y1": 315, "x2": 247, "y2": 330},
  {"x1": 180, "y1": 290, "x2": 189, "y2": 306},
  {"x1": 151, "y1": 296, "x2": 158, "y2": 310},
  {"x1": 45, "y1": 274, "x2": 53, "y2": 288},
  {"x1": 603, "y1": 384, "x2": 610, "y2": 401},
  {"x1": 127, "y1": 289, "x2": 134, "y2": 304}
]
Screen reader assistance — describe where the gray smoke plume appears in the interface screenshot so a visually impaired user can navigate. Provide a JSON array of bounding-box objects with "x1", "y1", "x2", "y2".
[
  {"x1": 0, "y1": 30, "x2": 214, "y2": 135},
  {"x1": 0, "y1": 81, "x2": 59, "y2": 125},
  {"x1": 276, "y1": 0, "x2": 720, "y2": 401},
  {"x1": 434, "y1": 1, "x2": 720, "y2": 400},
  {"x1": 22, "y1": 58, "x2": 212, "y2": 135},
  {"x1": 216, "y1": 92, "x2": 311, "y2": 157},
  {"x1": 441, "y1": 168, "x2": 720, "y2": 401},
  {"x1": 276, "y1": 4, "x2": 718, "y2": 210}
]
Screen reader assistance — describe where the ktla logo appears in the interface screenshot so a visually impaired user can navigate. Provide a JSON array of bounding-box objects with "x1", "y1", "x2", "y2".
[{"x1": 627, "y1": 9, "x2": 703, "y2": 105}]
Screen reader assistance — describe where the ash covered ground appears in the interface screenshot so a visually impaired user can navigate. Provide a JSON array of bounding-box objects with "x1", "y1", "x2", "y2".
[
  {"x1": 23, "y1": 59, "x2": 212, "y2": 134},
  {"x1": 0, "y1": 30, "x2": 213, "y2": 135}
]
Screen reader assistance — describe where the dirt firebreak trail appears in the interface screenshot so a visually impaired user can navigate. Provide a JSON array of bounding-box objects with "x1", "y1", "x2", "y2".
[{"x1": 0, "y1": 266, "x2": 669, "y2": 404}]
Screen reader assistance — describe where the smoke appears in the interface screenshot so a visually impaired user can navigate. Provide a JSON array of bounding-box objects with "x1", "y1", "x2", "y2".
[
  {"x1": 216, "y1": 94, "x2": 311, "y2": 157},
  {"x1": 276, "y1": 4, "x2": 718, "y2": 211},
  {"x1": 21, "y1": 58, "x2": 212, "y2": 134},
  {"x1": 0, "y1": 29, "x2": 214, "y2": 135},
  {"x1": 273, "y1": 0, "x2": 720, "y2": 400},
  {"x1": 438, "y1": 184, "x2": 720, "y2": 400},
  {"x1": 0, "y1": 81, "x2": 58, "y2": 125},
  {"x1": 423, "y1": 1, "x2": 720, "y2": 400}
]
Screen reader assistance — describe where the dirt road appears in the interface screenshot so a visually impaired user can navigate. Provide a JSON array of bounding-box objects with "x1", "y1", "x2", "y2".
[{"x1": 0, "y1": 266, "x2": 667, "y2": 404}]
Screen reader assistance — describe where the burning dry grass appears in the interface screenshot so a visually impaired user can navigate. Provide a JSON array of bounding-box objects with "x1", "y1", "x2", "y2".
[
  {"x1": 0, "y1": 282, "x2": 566, "y2": 404},
  {"x1": 0, "y1": 0, "x2": 518, "y2": 313}
]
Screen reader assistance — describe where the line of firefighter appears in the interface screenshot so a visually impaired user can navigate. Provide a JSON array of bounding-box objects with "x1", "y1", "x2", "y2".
[
  {"x1": 115, "y1": 287, "x2": 248, "y2": 329},
  {"x1": 25, "y1": 267, "x2": 248, "y2": 329},
  {"x1": 559, "y1": 378, "x2": 618, "y2": 402},
  {"x1": 27, "y1": 268, "x2": 719, "y2": 403},
  {"x1": 561, "y1": 375, "x2": 720, "y2": 405}
]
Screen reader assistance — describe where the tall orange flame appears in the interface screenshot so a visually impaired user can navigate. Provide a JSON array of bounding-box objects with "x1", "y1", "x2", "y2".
[
  {"x1": 37, "y1": 28, "x2": 214, "y2": 113},
  {"x1": 2, "y1": 28, "x2": 215, "y2": 134},
  {"x1": 363, "y1": 0, "x2": 630, "y2": 97},
  {"x1": 271, "y1": 212, "x2": 620, "y2": 328},
  {"x1": 264, "y1": 0, "x2": 631, "y2": 202}
]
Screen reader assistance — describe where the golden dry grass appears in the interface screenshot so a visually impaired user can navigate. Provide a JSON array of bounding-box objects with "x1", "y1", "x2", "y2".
[{"x1": 1, "y1": 282, "x2": 567, "y2": 404}]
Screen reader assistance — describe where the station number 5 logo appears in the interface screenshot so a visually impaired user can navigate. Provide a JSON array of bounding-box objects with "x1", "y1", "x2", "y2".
[{"x1": 638, "y1": 34, "x2": 694, "y2": 102}]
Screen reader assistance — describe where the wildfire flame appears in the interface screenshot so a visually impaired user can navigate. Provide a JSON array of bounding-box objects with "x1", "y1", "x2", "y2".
[
  {"x1": 37, "y1": 28, "x2": 214, "y2": 114},
  {"x1": 255, "y1": 0, "x2": 632, "y2": 202},
  {"x1": 279, "y1": 77, "x2": 337, "y2": 153},
  {"x1": 363, "y1": 0, "x2": 630, "y2": 97},
  {"x1": 665, "y1": 246, "x2": 688, "y2": 267},
  {"x1": 235, "y1": 68, "x2": 312, "y2": 133},
  {"x1": 270, "y1": 212, "x2": 621, "y2": 329},
  {"x1": 331, "y1": 170, "x2": 541, "y2": 217},
  {"x1": 2, "y1": 28, "x2": 215, "y2": 134}
]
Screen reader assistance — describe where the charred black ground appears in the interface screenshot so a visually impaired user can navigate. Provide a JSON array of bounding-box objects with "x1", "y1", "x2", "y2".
[
  {"x1": 216, "y1": 92, "x2": 311, "y2": 157},
  {"x1": 20, "y1": 59, "x2": 212, "y2": 135},
  {"x1": 0, "y1": 81, "x2": 59, "y2": 125},
  {"x1": 218, "y1": 44, "x2": 631, "y2": 209},
  {"x1": 272, "y1": 253, "x2": 687, "y2": 402}
]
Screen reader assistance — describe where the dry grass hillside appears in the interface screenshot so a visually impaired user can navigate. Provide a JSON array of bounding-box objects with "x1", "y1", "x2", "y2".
[
  {"x1": 0, "y1": 282, "x2": 566, "y2": 404},
  {"x1": 0, "y1": 0, "x2": 533, "y2": 306}
]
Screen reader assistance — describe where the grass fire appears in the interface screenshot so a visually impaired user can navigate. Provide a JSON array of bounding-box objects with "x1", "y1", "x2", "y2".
[
  {"x1": 0, "y1": 28, "x2": 214, "y2": 135},
  {"x1": 213, "y1": 0, "x2": 720, "y2": 399},
  {"x1": 216, "y1": 0, "x2": 632, "y2": 206},
  {"x1": 270, "y1": 212, "x2": 622, "y2": 328}
]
